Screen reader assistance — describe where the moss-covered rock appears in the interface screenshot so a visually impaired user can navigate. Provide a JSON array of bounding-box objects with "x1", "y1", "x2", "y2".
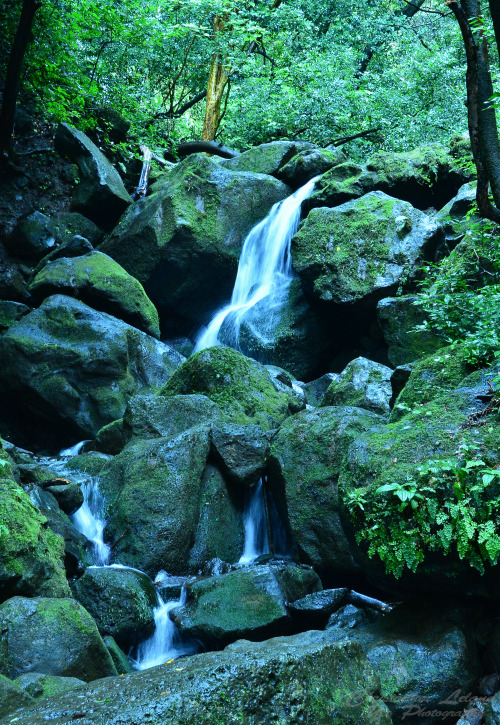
[
  {"x1": 171, "y1": 562, "x2": 322, "y2": 647},
  {"x1": 102, "y1": 636, "x2": 132, "y2": 675},
  {"x1": 14, "y1": 672, "x2": 84, "y2": 700},
  {"x1": 320, "y1": 357, "x2": 393, "y2": 417},
  {"x1": 0, "y1": 301, "x2": 30, "y2": 332},
  {"x1": 100, "y1": 153, "x2": 290, "y2": 333},
  {"x1": 71, "y1": 566, "x2": 157, "y2": 647},
  {"x1": 377, "y1": 296, "x2": 446, "y2": 367},
  {"x1": 160, "y1": 346, "x2": 298, "y2": 430},
  {"x1": 49, "y1": 211, "x2": 103, "y2": 247},
  {"x1": 434, "y1": 182, "x2": 477, "y2": 246},
  {"x1": 0, "y1": 596, "x2": 117, "y2": 682},
  {"x1": 292, "y1": 191, "x2": 443, "y2": 305},
  {"x1": 0, "y1": 674, "x2": 34, "y2": 719},
  {"x1": 277, "y1": 147, "x2": 347, "y2": 188},
  {"x1": 0, "y1": 633, "x2": 392, "y2": 725},
  {"x1": 0, "y1": 440, "x2": 70, "y2": 603},
  {"x1": 221, "y1": 140, "x2": 313, "y2": 176},
  {"x1": 28, "y1": 251, "x2": 160, "y2": 338},
  {"x1": 0, "y1": 295, "x2": 184, "y2": 448},
  {"x1": 210, "y1": 422, "x2": 270, "y2": 487},
  {"x1": 268, "y1": 406, "x2": 385, "y2": 576}
]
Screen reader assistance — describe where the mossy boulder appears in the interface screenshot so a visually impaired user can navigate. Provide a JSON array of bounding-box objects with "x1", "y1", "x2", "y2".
[
  {"x1": 171, "y1": 562, "x2": 322, "y2": 647},
  {"x1": 308, "y1": 144, "x2": 472, "y2": 212},
  {"x1": 0, "y1": 295, "x2": 184, "y2": 448},
  {"x1": 71, "y1": 566, "x2": 157, "y2": 647},
  {"x1": 268, "y1": 406, "x2": 385, "y2": 576},
  {"x1": 0, "y1": 301, "x2": 30, "y2": 332},
  {"x1": 48, "y1": 211, "x2": 103, "y2": 247},
  {"x1": 28, "y1": 251, "x2": 160, "y2": 338},
  {"x1": 0, "y1": 675, "x2": 34, "y2": 719},
  {"x1": 6, "y1": 212, "x2": 57, "y2": 261},
  {"x1": 292, "y1": 191, "x2": 443, "y2": 305},
  {"x1": 100, "y1": 427, "x2": 241, "y2": 575},
  {"x1": 210, "y1": 422, "x2": 270, "y2": 487},
  {"x1": 320, "y1": 357, "x2": 393, "y2": 417},
  {"x1": 0, "y1": 633, "x2": 392, "y2": 725},
  {"x1": 54, "y1": 123, "x2": 131, "y2": 229},
  {"x1": 0, "y1": 597, "x2": 117, "y2": 682},
  {"x1": 14, "y1": 672, "x2": 84, "y2": 700},
  {"x1": 221, "y1": 140, "x2": 313, "y2": 176},
  {"x1": 0, "y1": 441, "x2": 70, "y2": 603},
  {"x1": 434, "y1": 182, "x2": 477, "y2": 246},
  {"x1": 160, "y1": 346, "x2": 299, "y2": 430},
  {"x1": 377, "y1": 296, "x2": 446, "y2": 367},
  {"x1": 100, "y1": 153, "x2": 290, "y2": 333},
  {"x1": 277, "y1": 147, "x2": 347, "y2": 188}
]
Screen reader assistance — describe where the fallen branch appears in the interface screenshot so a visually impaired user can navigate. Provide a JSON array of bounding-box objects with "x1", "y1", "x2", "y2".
[
  {"x1": 347, "y1": 590, "x2": 393, "y2": 614},
  {"x1": 177, "y1": 140, "x2": 239, "y2": 159},
  {"x1": 327, "y1": 127, "x2": 382, "y2": 146}
]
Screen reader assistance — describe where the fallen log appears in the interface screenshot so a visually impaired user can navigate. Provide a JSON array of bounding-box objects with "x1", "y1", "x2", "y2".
[
  {"x1": 347, "y1": 590, "x2": 393, "y2": 614},
  {"x1": 177, "y1": 140, "x2": 239, "y2": 159}
]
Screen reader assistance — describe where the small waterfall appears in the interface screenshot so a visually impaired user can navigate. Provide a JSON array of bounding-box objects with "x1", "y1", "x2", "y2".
[
  {"x1": 57, "y1": 441, "x2": 111, "y2": 566},
  {"x1": 133, "y1": 572, "x2": 198, "y2": 670},
  {"x1": 239, "y1": 479, "x2": 270, "y2": 564},
  {"x1": 195, "y1": 176, "x2": 319, "y2": 352}
]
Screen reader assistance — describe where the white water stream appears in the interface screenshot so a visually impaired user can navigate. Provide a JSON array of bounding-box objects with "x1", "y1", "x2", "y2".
[{"x1": 195, "y1": 176, "x2": 319, "y2": 351}]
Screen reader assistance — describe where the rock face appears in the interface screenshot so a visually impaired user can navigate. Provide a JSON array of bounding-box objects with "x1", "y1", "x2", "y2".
[
  {"x1": 0, "y1": 295, "x2": 184, "y2": 448},
  {"x1": 54, "y1": 123, "x2": 131, "y2": 229},
  {"x1": 0, "y1": 597, "x2": 117, "y2": 682},
  {"x1": 0, "y1": 633, "x2": 392, "y2": 725},
  {"x1": 320, "y1": 357, "x2": 393, "y2": 417},
  {"x1": 161, "y1": 346, "x2": 300, "y2": 430},
  {"x1": 292, "y1": 191, "x2": 443, "y2": 305},
  {"x1": 268, "y1": 406, "x2": 385, "y2": 576},
  {"x1": 28, "y1": 251, "x2": 160, "y2": 338},
  {"x1": 100, "y1": 427, "x2": 243, "y2": 575},
  {"x1": 171, "y1": 563, "x2": 322, "y2": 647},
  {"x1": 308, "y1": 144, "x2": 472, "y2": 212},
  {"x1": 100, "y1": 153, "x2": 290, "y2": 333},
  {"x1": 71, "y1": 566, "x2": 157, "y2": 647},
  {"x1": 0, "y1": 445, "x2": 70, "y2": 603}
]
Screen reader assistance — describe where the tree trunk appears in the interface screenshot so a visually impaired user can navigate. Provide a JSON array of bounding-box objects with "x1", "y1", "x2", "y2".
[
  {"x1": 202, "y1": 16, "x2": 230, "y2": 142},
  {"x1": 447, "y1": 0, "x2": 500, "y2": 221},
  {"x1": 488, "y1": 0, "x2": 500, "y2": 62},
  {"x1": 0, "y1": 0, "x2": 40, "y2": 158}
]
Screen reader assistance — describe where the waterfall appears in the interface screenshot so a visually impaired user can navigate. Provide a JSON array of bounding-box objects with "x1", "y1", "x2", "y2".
[
  {"x1": 195, "y1": 176, "x2": 319, "y2": 352},
  {"x1": 239, "y1": 478, "x2": 290, "y2": 565},
  {"x1": 57, "y1": 441, "x2": 111, "y2": 566},
  {"x1": 133, "y1": 572, "x2": 198, "y2": 670}
]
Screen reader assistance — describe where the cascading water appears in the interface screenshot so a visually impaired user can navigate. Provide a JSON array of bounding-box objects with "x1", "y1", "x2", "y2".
[
  {"x1": 195, "y1": 176, "x2": 319, "y2": 352},
  {"x1": 133, "y1": 572, "x2": 198, "y2": 670},
  {"x1": 239, "y1": 478, "x2": 290, "y2": 565}
]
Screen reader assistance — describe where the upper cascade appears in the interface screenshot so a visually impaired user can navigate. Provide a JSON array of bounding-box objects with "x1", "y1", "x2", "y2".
[{"x1": 195, "y1": 176, "x2": 319, "y2": 352}]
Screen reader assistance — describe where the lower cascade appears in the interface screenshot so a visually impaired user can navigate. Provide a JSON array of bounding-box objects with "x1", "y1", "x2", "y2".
[
  {"x1": 239, "y1": 478, "x2": 290, "y2": 564},
  {"x1": 195, "y1": 176, "x2": 319, "y2": 352}
]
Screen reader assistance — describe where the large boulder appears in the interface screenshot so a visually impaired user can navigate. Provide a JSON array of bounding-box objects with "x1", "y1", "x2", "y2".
[
  {"x1": 160, "y1": 346, "x2": 301, "y2": 430},
  {"x1": 0, "y1": 443, "x2": 70, "y2": 603},
  {"x1": 292, "y1": 191, "x2": 444, "y2": 306},
  {"x1": 320, "y1": 357, "x2": 393, "y2": 417},
  {"x1": 171, "y1": 562, "x2": 322, "y2": 647},
  {"x1": 308, "y1": 143, "x2": 472, "y2": 212},
  {"x1": 100, "y1": 427, "x2": 242, "y2": 575},
  {"x1": 221, "y1": 140, "x2": 314, "y2": 176},
  {"x1": 268, "y1": 406, "x2": 385, "y2": 577},
  {"x1": 277, "y1": 147, "x2": 347, "y2": 188},
  {"x1": 54, "y1": 123, "x2": 131, "y2": 229},
  {"x1": 0, "y1": 295, "x2": 184, "y2": 448},
  {"x1": 377, "y1": 296, "x2": 446, "y2": 367},
  {"x1": 71, "y1": 566, "x2": 157, "y2": 647},
  {"x1": 0, "y1": 597, "x2": 117, "y2": 682},
  {"x1": 0, "y1": 633, "x2": 392, "y2": 725},
  {"x1": 100, "y1": 153, "x2": 291, "y2": 333},
  {"x1": 326, "y1": 600, "x2": 480, "y2": 724},
  {"x1": 210, "y1": 422, "x2": 270, "y2": 487},
  {"x1": 28, "y1": 251, "x2": 160, "y2": 338}
]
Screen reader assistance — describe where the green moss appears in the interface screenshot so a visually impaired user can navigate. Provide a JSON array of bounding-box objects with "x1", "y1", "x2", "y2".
[{"x1": 160, "y1": 346, "x2": 293, "y2": 430}]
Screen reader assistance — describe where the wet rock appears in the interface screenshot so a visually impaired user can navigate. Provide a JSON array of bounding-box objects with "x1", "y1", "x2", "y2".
[
  {"x1": 54, "y1": 123, "x2": 131, "y2": 229},
  {"x1": 221, "y1": 140, "x2": 313, "y2": 176},
  {"x1": 72, "y1": 566, "x2": 157, "y2": 647},
  {"x1": 300, "y1": 372, "x2": 338, "y2": 407},
  {"x1": 49, "y1": 212, "x2": 103, "y2": 247},
  {"x1": 287, "y1": 588, "x2": 349, "y2": 629},
  {"x1": 0, "y1": 295, "x2": 184, "y2": 448},
  {"x1": 6, "y1": 212, "x2": 57, "y2": 261},
  {"x1": 28, "y1": 251, "x2": 160, "y2": 338},
  {"x1": 123, "y1": 392, "x2": 222, "y2": 442},
  {"x1": 268, "y1": 406, "x2": 385, "y2": 577},
  {"x1": 210, "y1": 423, "x2": 270, "y2": 487},
  {"x1": 161, "y1": 346, "x2": 298, "y2": 431},
  {"x1": 170, "y1": 562, "x2": 322, "y2": 647},
  {"x1": 327, "y1": 603, "x2": 380, "y2": 630},
  {"x1": 94, "y1": 418, "x2": 129, "y2": 455},
  {"x1": 0, "y1": 674, "x2": 34, "y2": 719},
  {"x1": 434, "y1": 181, "x2": 477, "y2": 246},
  {"x1": 0, "y1": 633, "x2": 392, "y2": 725},
  {"x1": 44, "y1": 481, "x2": 84, "y2": 515},
  {"x1": 292, "y1": 191, "x2": 444, "y2": 306},
  {"x1": 102, "y1": 636, "x2": 132, "y2": 675},
  {"x1": 320, "y1": 357, "x2": 393, "y2": 417},
  {"x1": 277, "y1": 146, "x2": 347, "y2": 188},
  {"x1": 485, "y1": 693, "x2": 500, "y2": 725},
  {"x1": 100, "y1": 153, "x2": 290, "y2": 333},
  {"x1": 14, "y1": 672, "x2": 85, "y2": 700},
  {"x1": 377, "y1": 295, "x2": 446, "y2": 367},
  {"x1": 0, "y1": 301, "x2": 30, "y2": 332},
  {"x1": 0, "y1": 596, "x2": 118, "y2": 682}
]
